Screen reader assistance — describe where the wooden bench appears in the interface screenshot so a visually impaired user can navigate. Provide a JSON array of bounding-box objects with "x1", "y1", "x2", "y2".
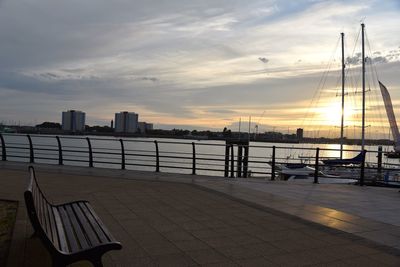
[{"x1": 24, "y1": 166, "x2": 122, "y2": 267}]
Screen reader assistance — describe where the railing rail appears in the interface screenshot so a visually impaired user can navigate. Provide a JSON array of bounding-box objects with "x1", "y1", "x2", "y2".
[{"x1": 1, "y1": 133, "x2": 400, "y2": 185}]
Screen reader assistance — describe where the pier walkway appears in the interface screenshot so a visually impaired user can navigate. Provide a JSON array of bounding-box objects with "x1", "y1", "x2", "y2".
[{"x1": 1, "y1": 162, "x2": 399, "y2": 266}]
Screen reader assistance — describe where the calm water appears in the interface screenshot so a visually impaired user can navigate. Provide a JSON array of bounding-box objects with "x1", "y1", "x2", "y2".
[{"x1": 1, "y1": 134, "x2": 398, "y2": 177}]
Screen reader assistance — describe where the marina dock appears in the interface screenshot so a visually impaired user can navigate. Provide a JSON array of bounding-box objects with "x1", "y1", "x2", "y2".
[{"x1": 1, "y1": 162, "x2": 399, "y2": 266}]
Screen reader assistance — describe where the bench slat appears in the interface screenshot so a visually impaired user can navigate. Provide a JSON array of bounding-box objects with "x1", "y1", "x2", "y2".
[
  {"x1": 52, "y1": 207, "x2": 69, "y2": 252},
  {"x1": 72, "y1": 203, "x2": 100, "y2": 246},
  {"x1": 46, "y1": 204, "x2": 59, "y2": 249},
  {"x1": 78, "y1": 202, "x2": 110, "y2": 243},
  {"x1": 65, "y1": 205, "x2": 90, "y2": 250},
  {"x1": 83, "y1": 203, "x2": 116, "y2": 242},
  {"x1": 58, "y1": 206, "x2": 80, "y2": 252}
]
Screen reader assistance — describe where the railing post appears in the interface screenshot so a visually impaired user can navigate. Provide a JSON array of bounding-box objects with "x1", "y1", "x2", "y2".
[
  {"x1": 243, "y1": 145, "x2": 249, "y2": 178},
  {"x1": 237, "y1": 145, "x2": 243, "y2": 178},
  {"x1": 120, "y1": 139, "x2": 125, "y2": 170},
  {"x1": 0, "y1": 133, "x2": 6, "y2": 161},
  {"x1": 360, "y1": 149, "x2": 366, "y2": 186},
  {"x1": 230, "y1": 144, "x2": 235, "y2": 178},
  {"x1": 377, "y1": 146, "x2": 382, "y2": 174},
  {"x1": 224, "y1": 143, "x2": 230, "y2": 177},
  {"x1": 271, "y1": 146, "x2": 276, "y2": 180},
  {"x1": 56, "y1": 136, "x2": 63, "y2": 165},
  {"x1": 192, "y1": 142, "x2": 196, "y2": 175},
  {"x1": 314, "y1": 147, "x2": 319, "y2": 184},
  {"x1": 27, "y1": 134, "x2": 34, "y2": 163},
  {"x1": 86, "y1": 137, "x2": 93, "y2": 167},
  {"x1": 154, "y1": 140, "x2": 160, "y2": 172}
]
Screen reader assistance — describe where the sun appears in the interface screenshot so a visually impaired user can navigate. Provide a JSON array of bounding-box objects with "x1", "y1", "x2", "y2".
[{"x1": 318, "y1": 101, "x2": 357, "y2": 126}]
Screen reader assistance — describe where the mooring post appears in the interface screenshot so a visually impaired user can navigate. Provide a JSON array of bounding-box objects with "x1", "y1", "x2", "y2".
[
  {"x1": 154, "y1": 140, "x2": 160, "y2": 172},
  {"x1": 86, "y1": 137, "x2": 93, "y2": 167},
  {"x1": 27, "y1": 134, "x2": 34, "y2": 163},
  {"x1": 377, "y1": 146, "x2": 382, "y2": 174},
  {"x1": 224, "y1": 143, "x2": 230, "y2": 177},
  {"x1": 360, "y1": 150, "x2": 367, "y2": 186},
  {"x1": 314, "y1": 147, "x2": 319, "y2": 184},
  {"x1": 230, "y1": 145, "x2": 235, "y2": 178},
  {"x1": 271, "y1": 146, "x2": 276, "y2": 181},
  {"x1": 192, "y1": 142, "x2": 196, "y2": 175},
  {"x1": 120, "y1": 139, "x2": 125, "y2": 170},
  {"x1": 0, "y1": 134, "x2": 6, "y2": 161},
  {"x1": 56, "y1": 136, "x2": 63, "y2": 165}
]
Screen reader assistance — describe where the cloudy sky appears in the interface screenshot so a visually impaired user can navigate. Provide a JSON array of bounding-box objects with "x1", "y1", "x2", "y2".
[{"x1": 0, "y1": 0, "x2": 399, "y2": 136}]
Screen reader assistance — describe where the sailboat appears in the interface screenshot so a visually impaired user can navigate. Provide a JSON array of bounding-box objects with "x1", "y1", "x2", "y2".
[
  {"x1": 379, "y1": 81, "x2": 400, "y2": 158},
  {"x1": 322, "y1": 24, "x2": 368, "y2": 167}
]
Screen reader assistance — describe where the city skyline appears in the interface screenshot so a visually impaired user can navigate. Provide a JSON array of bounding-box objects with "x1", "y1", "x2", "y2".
[{"x1": 0, "y1": 0, "x2": 399, "y2": 137}]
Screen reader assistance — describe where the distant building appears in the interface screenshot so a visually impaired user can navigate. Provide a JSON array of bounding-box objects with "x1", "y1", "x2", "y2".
[
  {"x1": 115, "y1": 112, "x2": 138, "y2": 133},
  {"x1": 138, "y1": 122, "x2": 153, "y2": 133},
  {"x1": 62, "y1": 110, "x2": 85, "y2": 132},
  {"x1": 296, "y1": 128, "x2": 304, "y2": 139}
]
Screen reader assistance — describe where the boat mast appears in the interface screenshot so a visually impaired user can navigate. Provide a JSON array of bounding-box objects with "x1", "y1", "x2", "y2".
[
  {"x1": 340, "y1": 32, "x2": 345, "y2": 159},
  {"x1": 361, "y1": 23, "x2": 366, "y2": 150}
]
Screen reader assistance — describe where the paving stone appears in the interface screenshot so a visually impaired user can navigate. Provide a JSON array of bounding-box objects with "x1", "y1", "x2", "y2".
[
  {"x1": 2, "y1": 166, "x2": 400, "y2": 267},
  {"x1": 185, "y1": 249, "x2": 231, "y2": 265}
]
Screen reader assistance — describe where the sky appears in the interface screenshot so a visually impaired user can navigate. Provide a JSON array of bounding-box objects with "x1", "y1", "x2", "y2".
[{"x1": 0, "y1": 0, "x2": 399, "y2": 137}]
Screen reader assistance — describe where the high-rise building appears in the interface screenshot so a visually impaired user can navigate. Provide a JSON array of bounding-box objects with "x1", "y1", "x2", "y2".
[
  {"x1": 296, "y1": 128, "x2": 304, "y2": 140},
  {"x1": 138, "y1": 122, "x2": 153, "y2": 133},
  {"x1": 62, "y1": 110, "x2": 86, "y2": 132},
  {"x1": 115, "y1": 112, "x2": 138, "y2": 133}
]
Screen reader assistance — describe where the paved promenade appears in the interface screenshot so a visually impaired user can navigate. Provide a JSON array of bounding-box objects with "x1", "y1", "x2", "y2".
[{"x1": 1, "y1": 162, "x2": 400, "y2": 266}]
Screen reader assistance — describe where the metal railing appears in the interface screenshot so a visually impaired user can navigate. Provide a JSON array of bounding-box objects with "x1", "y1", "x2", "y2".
[{"x1": 1, "y1": 133, "x2": 399, "y2": 185}]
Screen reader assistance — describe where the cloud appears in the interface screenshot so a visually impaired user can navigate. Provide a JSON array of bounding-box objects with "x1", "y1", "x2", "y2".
[
  {"x1": 139, "y1": 77, "x2": 159, "y2": 82},
  {"x1": 0, "y1": 0, "x2": 399, "y2": 132}
]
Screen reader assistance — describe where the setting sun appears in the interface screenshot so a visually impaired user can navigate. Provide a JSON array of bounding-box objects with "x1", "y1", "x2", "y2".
[{"x1": 317, "y1": 100, "x2": 358, "y2": 126}]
